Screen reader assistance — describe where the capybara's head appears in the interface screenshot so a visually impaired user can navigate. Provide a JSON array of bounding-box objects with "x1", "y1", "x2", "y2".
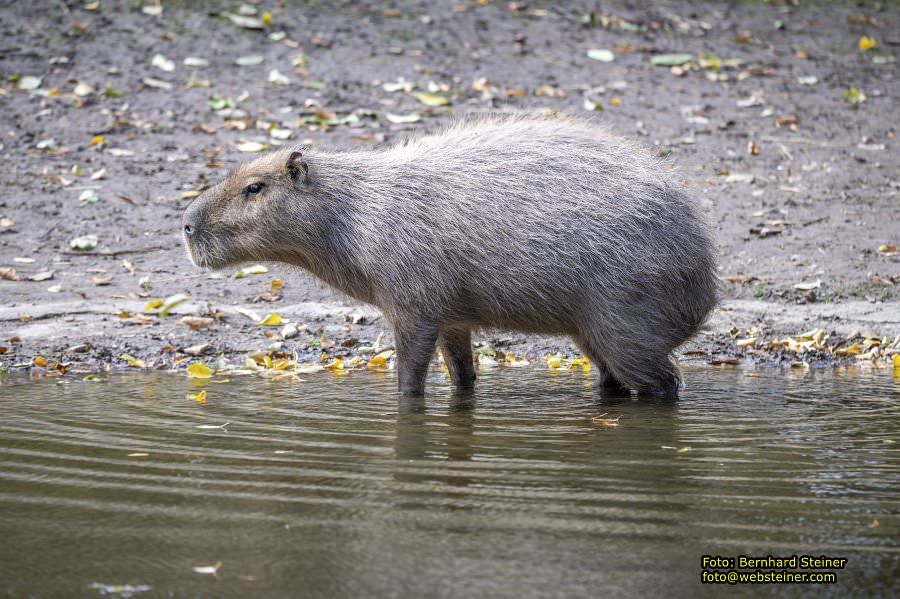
[{"x1": 182, "y1": 148, "x2": 309, "y2": 270}]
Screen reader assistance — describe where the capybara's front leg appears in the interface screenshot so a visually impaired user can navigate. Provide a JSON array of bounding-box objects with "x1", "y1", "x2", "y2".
[
  {"x1": 393, "y1": 321, "x2": 439, "y2": 396},
  {"x1": 439, "y1": 328, "x2": 476, "y2": 388}
]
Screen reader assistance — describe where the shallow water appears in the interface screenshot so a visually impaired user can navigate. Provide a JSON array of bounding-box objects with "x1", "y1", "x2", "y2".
[{"x1": 0, "y1": 367, "x2": 898, "y2": 598}]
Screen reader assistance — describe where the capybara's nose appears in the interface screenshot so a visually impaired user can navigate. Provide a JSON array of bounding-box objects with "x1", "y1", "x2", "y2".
[{"x1": 183, "y1": 223, "x2": 194, "y2": 236}]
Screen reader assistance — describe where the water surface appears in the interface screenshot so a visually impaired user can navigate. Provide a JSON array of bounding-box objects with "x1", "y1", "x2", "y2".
[{"x1": 1, "y1": 368, "x2": 898, "y2": 598}]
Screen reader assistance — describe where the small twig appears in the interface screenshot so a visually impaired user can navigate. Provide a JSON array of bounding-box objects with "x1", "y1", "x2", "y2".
[
  {"x1": 61, "y1": 245, "x2": 168, "y2": 257},
  {"x1": 801, "y1": 216, "x2": 830, "y2": 228}
]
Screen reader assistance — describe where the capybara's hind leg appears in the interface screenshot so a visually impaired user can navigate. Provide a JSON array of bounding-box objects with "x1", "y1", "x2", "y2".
[
  {"x1": 439, "y1": 328, "x2": 476, "y2": 388},
  {"x1": 393, "y1": 320, "x2": 440, "y2": 396},
  {"x1": 573, "y1": 335, "x2": 625, "y2": 389}
]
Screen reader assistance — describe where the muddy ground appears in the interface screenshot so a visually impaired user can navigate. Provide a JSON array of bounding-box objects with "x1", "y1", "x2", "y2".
[{"x1": 0, "y1": 0, "x2": 897, "y2": 375}]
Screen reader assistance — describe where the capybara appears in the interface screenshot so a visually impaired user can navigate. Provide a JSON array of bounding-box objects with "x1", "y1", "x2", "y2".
[{"x1": 182, "y1": 115, "x2": 718, "y2": 397}]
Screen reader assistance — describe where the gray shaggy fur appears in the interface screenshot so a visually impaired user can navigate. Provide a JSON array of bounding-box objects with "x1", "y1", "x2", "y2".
[{"x1": 182, "y1": 115, "x2": 718, "y2": 396}]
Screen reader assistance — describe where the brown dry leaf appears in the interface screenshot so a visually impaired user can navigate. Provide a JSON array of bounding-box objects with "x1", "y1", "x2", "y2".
[
  {"x1": 847, "y1": 15, "x2": 880, "y2": 26},
  {"x1": 0, "y1": 267, "x2": 19, "y2": 281},
  {"x1": 721, "y1": 275, "x2": 756, "y2": 284},
  {"x1": 310, "y1": 34, "x2": 332, "y2": 47},
  {"x1": 748, "y1": 140, "x2": 759, "y2": 155},
  {"x1": 181, "y1": 316, "x2": 214, "y2": 331},
  {"x1": 775, "y1": 115, "x2": 798, "y2": 127},
  {"x1": 504, "y1": 88, "x2": 525, "y2": 97},
  {"x1": 592, "y1": 413, "x2": 622, "y2": 427}
]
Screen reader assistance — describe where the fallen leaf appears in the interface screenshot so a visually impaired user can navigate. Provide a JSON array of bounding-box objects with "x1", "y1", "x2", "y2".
[
  {"x1": 181, "y1": 316, "x2": 214, "y2": 331},
  {"x1": 843, "y1": 87, "x2": 866, "y2": 105},
  {"x1": 411, "y1": 91, "x2": 449, "y2": 106},
  {"x1": 159, "y1": 293, "x2": 188, "y2": 317},
  {"x1": 0, "y1": 218, "x2": 14, "y2": 227},
  {"x1": 79, "y1": 189, "x2": 99, "y2": 204},
  {"x1": 189, "y1": 390, "x2": 208, "y2": 404},
  {"x1": 235, "y1": 55, "x2": 265, "y2": 66},
  {"x1": 224, "y1": 12, "x2": 264, "y2": 29},
  {"x1": 186, "y1": 363, "x2": 213, "y2": 379},
  {"x1": 192, "y1": 562, "x2": 222, "y2": 575},
  {"x1": 73, "y1": 81, "x2": 94, "y2": 97},
  {"x1": 69, "y1": 234, "x2": 99, "y2": 251},
  {"x1": 120, "y1": 354, "x2": 146, "y2": 368},
  {"x1": 793, "y1": 280, "x2": 821, "y2": 291},
  {"x1": 0, "y1": 267, "x2": 19, "y2": 281},
  {"x1": 233, "y1": 264, "x2": 268, "y2": 278},
  {"x1": 858, "y1": 36, "x2": 877, "y2": 51},
  {"x1": 650, "y1": 53, "x2": 693, "y2": 66},
  {"x1": 151, "y1": 53, "x2": 175, "y2": 72},
  {"x1": 142, "y1": 77, "x2": 173, "y2": 90},
  {"x1": 587, "y1": 48, "x2": 615, "y2": 62},
  {"x1": 257, "y1": 313, "x2": 283, "y2": 326},
  {"x1": 385, "y1": 112, "x2": 421, "y2": 124},
  {"x1": 27, "y1": 271, "x2": 53, "y2": 283},
  {"x1": 235, "y1": 141, "x2": 267, "y2": 152},
  {"x1": 17, "y1": 76, "x2": 42, "y2": 91},
  {"x1": 592, "y1": 413, "x2": 622, "y2": 426},
  {"x1": 33, "y1": 356, "x2": 48, "y2": 367}
]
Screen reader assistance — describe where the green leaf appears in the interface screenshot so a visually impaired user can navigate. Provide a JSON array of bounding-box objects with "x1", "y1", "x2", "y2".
[
  {"x1": 159, "y1": 293, "x2": 188, "y2": 317},
  {"x1": 650, "y1": 53, "x2": 693, "y2": 66}
]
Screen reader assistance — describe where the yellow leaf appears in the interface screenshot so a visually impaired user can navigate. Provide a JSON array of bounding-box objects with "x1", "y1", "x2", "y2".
[
  {"x1": 181, "y1": 190, "x2": 201, "y2": 199},
  {"x1": 270, "y1": 278, "x2": 283, "y2": 288},
  {"x1": 143, "y1": 299, "x2": 163, "y2": 312},
  {"x1": 257, "y1": 313, "x2": 283, "y2": 326},
  {"x1": 545, "y1": 352, "x2": 565, "y2": 368},
  {"x1": 186, "y1": 363, "x2": 213, "y2": 378},
  {"x1": 90, "y1": 135, "x2": 105, "y2": 146},
  {"x1": 570, "y1": 356, "x2": 591, "y2": 368},
  {"x1": 608, "y1": 97, "x2": 622, "y2": 106},
  {"x1": 120, "y1": 353, "x2": 146, "y2": 368},
  {"x1": 261, "y1": 11, "x2": 272, "y2": 24},
  {"x1": 323, "y1": 358, "x2": 344, "y2": 370},
  {"x1": 892, "y1": 354, "x2": 900, "y2": 369},
  {"x1": 835, "y1": 343, "x2": 860, "y2": 356},
  {"x1": 858, "y1": 36, "x2": 877, "y2": 51},
  {"x1": 33, "y1": 356, "x2": 48, "y2": 367},
  {"x1": 189, "y1": 390, "x2": 207, "y2": 404},
  {"x1": 117, "y1": 310, "x2": 133, "y2": 319}
]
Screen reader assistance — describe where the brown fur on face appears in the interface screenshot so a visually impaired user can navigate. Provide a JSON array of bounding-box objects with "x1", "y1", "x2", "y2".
[{"x1": 182, "y1": 149, "x2": 309, "y2": 270}]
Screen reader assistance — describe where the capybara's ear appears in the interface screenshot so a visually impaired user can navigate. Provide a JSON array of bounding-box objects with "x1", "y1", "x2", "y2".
[{"x1": 286, "y1": 151, "x2": 309, "y2": 184}]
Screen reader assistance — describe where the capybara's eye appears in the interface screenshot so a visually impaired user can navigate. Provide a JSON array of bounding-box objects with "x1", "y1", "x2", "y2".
[{"x1": 244, "y1": 182, "x2": 264, "y2": 195}]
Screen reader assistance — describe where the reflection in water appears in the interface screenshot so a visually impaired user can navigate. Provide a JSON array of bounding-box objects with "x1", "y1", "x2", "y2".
[{"x1": 0, "y1": 367, "x2": 897, "y2": 598}]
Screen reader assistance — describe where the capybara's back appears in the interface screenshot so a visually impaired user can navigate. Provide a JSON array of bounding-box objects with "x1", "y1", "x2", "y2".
[{"x1": 183, "y1": 115, "x2": 718, "y2": 396}]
